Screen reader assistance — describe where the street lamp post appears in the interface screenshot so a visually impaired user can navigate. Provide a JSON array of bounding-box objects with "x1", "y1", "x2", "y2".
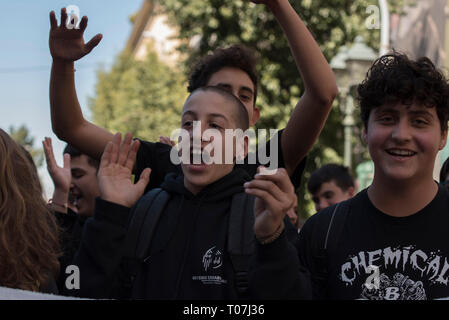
[
  {"x1": 378, "y1": 0, "x2": 390, "y2": 56},
  {"x1": 331, "y1": 36, "x2": 377, "y2": 169}
]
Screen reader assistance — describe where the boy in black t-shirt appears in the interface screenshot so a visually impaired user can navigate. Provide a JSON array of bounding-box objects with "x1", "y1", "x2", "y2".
[
  {"x1": 66, "y1": 87, "x2": 310, "y2": 299},
  {"x1": 303, "y1": 53, "x2": 449, "y2": 300},
  {"x1": 253, "y1": 53, "x2": 449, "y2": 300}
]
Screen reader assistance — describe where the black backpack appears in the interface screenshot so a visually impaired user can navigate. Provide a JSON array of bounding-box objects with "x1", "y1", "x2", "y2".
[
  {"x1": 312, "y1": 199, "x2": 350, "y2": 299},
  {"x1": 119, "y1": 188, "x2": 255, "y2": 299}
]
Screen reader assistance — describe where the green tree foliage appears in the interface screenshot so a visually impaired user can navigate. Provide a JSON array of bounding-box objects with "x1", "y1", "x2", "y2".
[
  {"x1": 89, "y1": 45, "x2": 187, "y2": 142},
  {"x1": 155, "y1": 0, "x2": 404, "y2": 217},
  {"x1": 8, "y1": 124, "x2": 44, "y2": 168}
]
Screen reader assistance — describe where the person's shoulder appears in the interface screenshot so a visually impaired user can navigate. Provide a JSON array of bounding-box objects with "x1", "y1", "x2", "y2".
[
  {"x1": 436, "y1": 183, "x2": 449, "y2": 198},
  {"x1": 136, "y1": 139, "x2": 172, "y2": 153},
  {"x1": 302, "y1": 195, "x2": 360, "y2": 234},
  {"x1": 305, "y1": 202, "x2": 344, "y2": 225}
]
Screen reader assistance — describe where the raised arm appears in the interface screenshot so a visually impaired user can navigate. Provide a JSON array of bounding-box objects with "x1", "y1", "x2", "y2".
[
  {"x1": 252, "y1": 0, "x2": 338, "y2": 174},
  {"x1": 49, "y1": 8, "x2": 113, "y2": 160}
]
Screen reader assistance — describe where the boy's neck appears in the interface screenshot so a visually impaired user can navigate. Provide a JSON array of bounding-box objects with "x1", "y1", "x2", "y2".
[
  {"x1": 367, "y1": 175, "x2": 438, "y2": 217},
  {"x1": 183, "y1": 166, "x2": 235, "y2": 196}
]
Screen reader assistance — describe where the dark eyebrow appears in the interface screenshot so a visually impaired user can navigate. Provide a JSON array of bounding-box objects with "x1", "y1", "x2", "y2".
[
  {"x1": 375, "y1": 107, "x2": 398, "y2": 115},
  {"x1": 209, "y1": 113, "x2": 229, "y2": 122},
  {"x1": 182, "y1": 110, "x2": 197, "y2": 117},
  {"x1": 409, "y1": 109, "x2": 434, "y2": 118},
  {"x1": 215, "y1": 83, "x2": 254, "y2": 96},
  {"x1": 182, "y1": 110, "x2": 229, "y2": 122},
  {"x1": 239, "y1": 87, "x2": 254, "y2": 96}
]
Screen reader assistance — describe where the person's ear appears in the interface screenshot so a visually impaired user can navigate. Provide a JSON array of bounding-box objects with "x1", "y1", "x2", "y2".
[
  {"x1": 439, "y1": 129, "x2": 448, "y2": 150},
  {"x1": 346, "y1": 186, "x2": 355, "y2": 198},
  {"x1": 362, "y1": 127, "x2": 368, "y2": 144},
  {"x1": 243, "y1": 135, "x2": 249, "y2": 159},
  {"x1": 250, "y1": 107, "x2": 260, "y2": 126}
]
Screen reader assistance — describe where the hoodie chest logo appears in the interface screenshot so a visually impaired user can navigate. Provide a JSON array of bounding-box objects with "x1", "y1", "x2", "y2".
[{"x1": 202, "y1": 246, "x2": 223, "y2": 272}]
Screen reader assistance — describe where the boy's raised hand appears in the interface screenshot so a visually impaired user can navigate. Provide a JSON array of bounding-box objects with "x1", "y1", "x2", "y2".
[
  {"x1": 49, "y1": 8, "x2": 102, "y2": 62},
  {"x1": 98, "y1": 132, "x2": 151, "y2": 208},
  {"x1": 43, "y1": 137, "x2": 71, "y2": 195},
  {"x1": 244, "y1": 167, "x2": 297, "y2": 241}
]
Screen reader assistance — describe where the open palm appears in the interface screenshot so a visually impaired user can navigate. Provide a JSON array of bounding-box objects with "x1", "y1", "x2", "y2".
[
  {"x1": 43, "y1": 137, "x2": 71, "y2": 193},
  {"x1": 49, "y1": 8, "x2": 102, "y2": 62},
  {"x1": 98, "y1": 133, "x2": 151, "y2": 208}
]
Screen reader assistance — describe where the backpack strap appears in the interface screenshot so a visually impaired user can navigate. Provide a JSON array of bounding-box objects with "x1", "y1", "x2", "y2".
[
  {"x1": 313, "y1": 199, "x2": 350, "y2": 298},
  {"x1": 119, "y1": 188, "x2": 170, "y2": 298},
  {"x1": 123, "y1": 189, "x2": 165, "y2": 256},
  {"x1": 227, "y1": 192, "x2": 255, "y2": 297},
  {"x1": 136, "y1": 190, "x2": 170, "y2": 261}
]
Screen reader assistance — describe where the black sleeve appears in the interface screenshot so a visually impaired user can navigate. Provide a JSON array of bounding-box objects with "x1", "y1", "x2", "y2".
[
  {"x1": 283, "y1": 215, "x2": 301, "y2": 249},
  {"x1": 62, "y1": 198, "x2": 131, "y2": 299},
  {"x1": 248, "y1": 231, "x2": 312, "y2": 300},
  {"x1": 54, "y1": 209, "x2": 83, "y2": 293},
  {"x1": 297, "y1": 209, "x2": 334, "y2": 300},
  {"x1": 134, "y1": 140, "x2": 182, "y2": 192},
  {"x1": 275, "y1": 129, "x2": 307, "y2": 190},
  {"x1": 238, "y1": 129, "x2": 306, "y2": 190}
]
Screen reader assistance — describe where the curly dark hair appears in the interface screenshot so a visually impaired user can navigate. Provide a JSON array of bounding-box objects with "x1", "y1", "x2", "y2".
[
  {"x1": 357, "y1": 52, "x2": 449, "y2": 133},
  {"x1": 188, "y1": 45, "x2": 258, "y2": 106}
]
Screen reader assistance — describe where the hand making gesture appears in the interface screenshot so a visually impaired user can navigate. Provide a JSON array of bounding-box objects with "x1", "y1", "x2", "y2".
[
  {"x1": 49, "y1": 8, "x2": 102, "y2": 62},
  {"x1": 244, "y1": 167, "x2": 297, "y2": 243},
  {"x1": 43, "y1": 137, "x2": 74, "y2": 213},
  {"x1": 98, "y1": 132, "x2": 151, "y2": 208}
]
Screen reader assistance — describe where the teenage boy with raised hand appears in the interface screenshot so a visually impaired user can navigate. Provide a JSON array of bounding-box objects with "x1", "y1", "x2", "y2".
[
  {"x1": 66, "y1": 87, "x2": 310, "y2": 299},
  {"x1": 48, "y1": 0, "x2": 337, "y2": 190},
  {"x1": 254, "y1": 53, "x2": 449, "y2": 300}
]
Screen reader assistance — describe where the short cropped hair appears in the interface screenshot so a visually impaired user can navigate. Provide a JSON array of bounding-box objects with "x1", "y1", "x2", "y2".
[
  {"x1": 186, "y1": 86, "x2": 249, "y2": 131},
  {"x1": 357, "y1": 52, "x2": 449, "y2": 133},
  {"x1": 188, "y1": 45, "x2": 259, "y2": 106},
  {"x1": 63, "y1": 144, "x2": 99, "y2": 170},
  {"x1": 307, "y1": 163, "x2": 355, "y2": 195}
]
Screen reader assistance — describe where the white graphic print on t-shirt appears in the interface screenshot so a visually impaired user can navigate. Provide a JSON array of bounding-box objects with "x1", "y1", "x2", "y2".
[{"x1": 339, "y1": 246, "x2": 449, "y2": 300}]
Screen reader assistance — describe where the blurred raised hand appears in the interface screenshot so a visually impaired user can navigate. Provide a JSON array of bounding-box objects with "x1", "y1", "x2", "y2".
[{"x1": 43, "y1": 137, "x2": 73, "y2": 212}]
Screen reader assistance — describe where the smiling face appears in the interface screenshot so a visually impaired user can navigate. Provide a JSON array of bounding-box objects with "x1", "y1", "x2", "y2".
[
  {"x1": 69, "y1": 155, "x2": 100, "y2": 216},
  {"x1": 180, "y1": 89, "x2": 248, "y2": 195},
  {"x1": 363, "y1": 103, "x2": 448, "y2": 184},
  {"x1": 207, "y1": 67, "x2": 260, "y2": 126}
]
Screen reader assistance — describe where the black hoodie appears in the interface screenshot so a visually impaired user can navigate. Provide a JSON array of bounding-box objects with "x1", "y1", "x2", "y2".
[
  {"x1": 65, "y1": 168, "x2": 310, "y2": 299},
  {"x1": 135, "y1": 168, "x2": 250, "y2": 299}
]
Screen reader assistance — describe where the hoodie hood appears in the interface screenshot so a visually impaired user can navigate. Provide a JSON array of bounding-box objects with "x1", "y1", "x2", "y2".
[{"x1": 160, "y1": 167, "x2": 251, "y2": 203}]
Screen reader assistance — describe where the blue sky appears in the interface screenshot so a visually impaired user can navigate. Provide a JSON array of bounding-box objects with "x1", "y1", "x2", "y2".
[{"x1": 0, "y1": 0, "x2": 143, "y2": 197}]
